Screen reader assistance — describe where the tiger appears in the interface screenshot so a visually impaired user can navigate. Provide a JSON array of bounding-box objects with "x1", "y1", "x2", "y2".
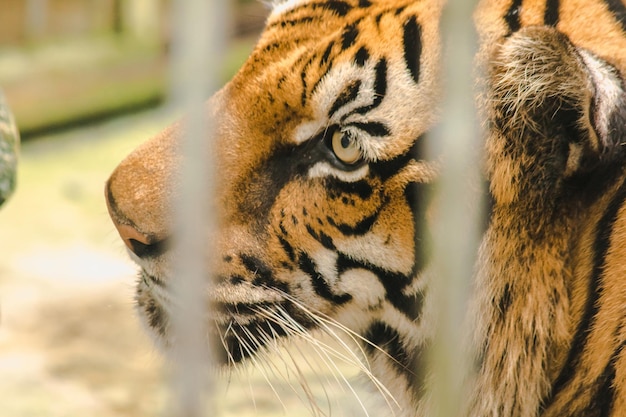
[
  {"x1": 0, "y1": 90, "x2": 18, "y2": 207},
  {"x1": 105, "y1": 0, "x2": 444, "y2": 415},
  {"x1": 470, "y1": 1, "x2": 626, "y2": 416}
]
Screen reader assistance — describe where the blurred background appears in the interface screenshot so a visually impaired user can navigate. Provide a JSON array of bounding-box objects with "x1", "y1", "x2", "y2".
[{"x1": 0, "y1": 1, "x2": 367, "y2": 416}]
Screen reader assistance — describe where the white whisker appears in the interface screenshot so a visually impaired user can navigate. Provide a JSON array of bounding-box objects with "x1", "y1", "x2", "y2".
[
  {"x1": 273, "y1": 291, "x2": 401, "y2": 413},
  {"x1": 235, "y1": 326, "x2": 289, "y2": 413},
  {"x1": 254, "y1": 300, "x2": 398, "y2": 416}
]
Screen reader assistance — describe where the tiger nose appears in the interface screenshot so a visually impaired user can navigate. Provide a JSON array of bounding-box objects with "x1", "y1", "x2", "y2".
[
  {"x1": 104, "y1": 125, "x2": 178, "y2": 258},
  {"x1": 105, "y1": 182, "x2": 169, "y2": 258}
]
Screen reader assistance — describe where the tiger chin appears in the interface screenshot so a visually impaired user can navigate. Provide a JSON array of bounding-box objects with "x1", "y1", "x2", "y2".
[
  {"x1": 106, "y1": 0, "x2": 443, "y2": 415},
  {"x1": 470, "y1": 1, "x2": 626, "y2": 416}
]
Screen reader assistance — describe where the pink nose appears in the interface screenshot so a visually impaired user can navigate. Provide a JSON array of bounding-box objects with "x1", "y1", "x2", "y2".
[{"x1": 105, "y1": 182, "x2": 168, "y2": 258}]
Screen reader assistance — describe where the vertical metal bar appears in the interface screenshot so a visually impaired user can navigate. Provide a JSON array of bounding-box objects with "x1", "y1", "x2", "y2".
[
  {"x1": 427, "y1": 1, "x2": 481, "y2": 416},
  {"x1": 25, "y1": 0, "x2": 47, "y2": 40},
  {"x1": 167, "y1": 0, "x2": 230, "y2": 416}
]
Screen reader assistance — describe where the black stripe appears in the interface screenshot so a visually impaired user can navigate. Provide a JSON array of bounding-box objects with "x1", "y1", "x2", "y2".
[
  {"x1": 402, "y1": 16, "x2": 422, "y2": 84},
  {"x1": 343, "y1": 58, "x2": 388, "y2": 119},
  {"x1": 218, "y1": 301, "x2": 275, "y2": 316},
  {"x1": 281, "y1": 1, "x2": 352, "y2": 18},
  {"x1": 225, "y1": 319, "x2": 289, "y2": 363},
  {"x1": 142, "y1": 297, "x2": 166, "y2": 336},
  {"x1": 318, "y1": 230, "x2": 336, "y2": 250},
  {"x1": 370, "y1": 136, "x2": 420, "y2": 181},
  {"x1": 320, "y1": 41, "x2": 335, "y2": 66},
  {"x1": 278, "y1": 235, "x2": 296, "y2": 262},
  {"x1": 240, "y1": 254, "x2": 289, "y2": 293},
  {"x1": 326, "y1": 211, "x2": 379, "y2": 235},
  {"x1": 319, "y1": 0, "x2": 352, "y2": 16},
  {"x1": 504, "y1": 0, "x2": 523, "y2": 33},
  {"x1": 241, "y1": 254, "x2": 274, "y2": 283},
  {"x1": 327, "y1": 178, "x2": 373, "y2": 199},
  {"x1": 359, "y1": 58, "x2": 387, "y2": 113},
  {"x1": 341, "y1": 23, "x2": 359, "y2": 50},
  {"x1": 347, "y1": 121, "x2": 390, "y2": 137},
  {"x1": 298, "y1": 252, "x2": 352, "y2": 304},
  {"x1": 364, "y1": 321, "x2": 425, "y2": 393},
  {"x1": 305, "y1": 224, "x2": 336, "y2": 250},
  {"x1": 595, "y1": 340, "x2": 623, "y2": 416},
  {"x1": 336, "y1": 254, "x2": 421, "y2": 321},
  {"x1": 354, "y1": 46, "x2": 370, "y2": 67},
  {"x1": 346, "y1": 121, "x2": 390, "y2": 137},
  {"x1": 498, "y1": 282, "x2": 513, "y2": 316},
  {"x1": 142, "y1": 271, "x2": 166, "y2": 288},
  {"x1": 375, "y1": 12, "x2": 384, "y2": 26},
  {"x1": 328, "y1": 80, "x2": 362, "y2": 118},
  {"x1": 301, "y1": 57, "x2": 314, "y2": 107},
  {"x1": 550, "y1": 175, "x2": 626, "y2": 398},
  {"x1": 268, "y1": 16, "x2": 317, "y2": 29},
  {"x1": 404, "y1": 180, "x2": 433, "y2": 277},
  {"x1": 544, "y1": 0, "x2": 560, "y2": 26},
  {"x1": 604, "y1": 0, "x2": 626, "y2": 33}
]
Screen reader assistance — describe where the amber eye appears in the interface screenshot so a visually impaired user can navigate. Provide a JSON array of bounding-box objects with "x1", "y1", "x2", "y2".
[{"x1": 331, "y1": 130, "x2": 362, "y2": 165}]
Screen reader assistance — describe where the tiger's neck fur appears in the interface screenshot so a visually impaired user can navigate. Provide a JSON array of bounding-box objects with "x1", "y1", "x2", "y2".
[{"x1": 470, "y1": 1, "x2": 626, "y2": 415}]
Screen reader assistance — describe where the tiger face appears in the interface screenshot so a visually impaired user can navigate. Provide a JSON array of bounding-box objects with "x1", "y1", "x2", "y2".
[{"x1": 106, "y1": 0, "x2": 443, "y2": 411}]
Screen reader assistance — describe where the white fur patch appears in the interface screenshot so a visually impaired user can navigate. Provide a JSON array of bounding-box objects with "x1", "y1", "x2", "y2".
[
  {"x1": 337, "y1": 235, "x2": 414, "y2": 276},
  {"x1": 336, "y1": 268, "x2": 385, "y2": 309},
  {"x1": 269, "y1": 0, "x2": 311, "y2": 16},
  {"x1": 308, "y1": 161, "x2": 369, "y2": 182},
  {"x1": 579, "y1": 50, "x2": 624, "y2": 148},
  {"x1": 293, "y1": 61, "x2": 379, "y2": 145}
]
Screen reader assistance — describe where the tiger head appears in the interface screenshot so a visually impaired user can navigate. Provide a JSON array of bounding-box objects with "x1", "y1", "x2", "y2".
[{"x1": 106, "y1": 0, "x2": 443, "y2": 410}]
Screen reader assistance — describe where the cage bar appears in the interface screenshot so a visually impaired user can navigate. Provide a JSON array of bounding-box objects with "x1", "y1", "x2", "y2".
[
  {"x1": 427, "y1": 0, "x2": 481, "y2": 416},
  {"x1": 166, "y1": 0, "x2": 230, "y2": 416}
]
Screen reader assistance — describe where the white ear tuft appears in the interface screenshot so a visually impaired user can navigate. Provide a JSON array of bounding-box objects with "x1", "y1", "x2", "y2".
[
  {"x1": 579, "y1": 50, "x2": 626, "y2": 154},
  {"x1": 268, "y1": 0, "x2": 310, "y2": 16}
]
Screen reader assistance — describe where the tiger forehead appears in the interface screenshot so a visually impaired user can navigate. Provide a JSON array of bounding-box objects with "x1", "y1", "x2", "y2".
[{"x1": 226, "y1": 0, "x2": 440, "y2": 140}]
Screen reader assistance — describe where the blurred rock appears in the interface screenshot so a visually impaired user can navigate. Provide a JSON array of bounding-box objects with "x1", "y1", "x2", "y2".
[{"x1": 0, "y1": 89, "x2": 19, "y2": 207}]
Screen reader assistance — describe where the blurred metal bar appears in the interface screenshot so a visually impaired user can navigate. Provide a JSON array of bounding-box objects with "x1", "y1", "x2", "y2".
[
  {"x1": 167, "y1": 0, "x2": 230, "y2": 416},
  {"x1": 25, "y1": 0, "x2": 47, "y2": 40},
  {"x1": 427, "y1": 1, "x2": 481, "y2": 416}
]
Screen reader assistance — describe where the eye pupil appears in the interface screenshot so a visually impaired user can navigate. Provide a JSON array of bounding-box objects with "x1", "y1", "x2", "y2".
[{"x1": 330, "y1": 129, "x2": 362, "y2": 165}]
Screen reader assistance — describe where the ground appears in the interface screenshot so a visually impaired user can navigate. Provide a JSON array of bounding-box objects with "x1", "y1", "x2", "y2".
[{"x1": 0, "y1": 109, "x2": 372, "y2": 417}]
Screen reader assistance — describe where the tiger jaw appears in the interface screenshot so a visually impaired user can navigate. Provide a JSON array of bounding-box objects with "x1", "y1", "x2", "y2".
[{"x1": 132, "y1": 249, "x2": 390, "y2": 367}]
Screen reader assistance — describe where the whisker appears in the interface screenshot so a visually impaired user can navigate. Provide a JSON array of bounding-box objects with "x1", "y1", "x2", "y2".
[
  {"x1": 272, "y1": 291, "x2": 401, "y2": 412},
  {"x1": 256, "y1": 303, "x2": 395, "y2": 416},
  {"x1": 215, "y1": 321, "x2": 237, "y2": 368},
  {"x1": 253, "y1": 315, "x2": 329, "y2": 417},
  {"x1": 264, "y1": 310, "x2": 336, "y2": 417},
  {"x1": 236, "y1": 325, "x2": 288, "y2": 413}
]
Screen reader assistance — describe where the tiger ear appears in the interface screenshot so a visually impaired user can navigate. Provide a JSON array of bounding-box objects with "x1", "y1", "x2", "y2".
[
  {"x1": 579, "y1": 50, "x2": 626, "y2": 166},
  {"x1": 485, "y1": 27, "x2": 626, "y2": 208}
]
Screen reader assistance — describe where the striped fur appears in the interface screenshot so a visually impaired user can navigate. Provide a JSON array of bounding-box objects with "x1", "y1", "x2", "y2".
[
  {"x1": 106, "y1": 1, "x2": 443, "y2": 415},
  {"x1": 471, "y1": 1, "x2": 626, "y2": 416}
]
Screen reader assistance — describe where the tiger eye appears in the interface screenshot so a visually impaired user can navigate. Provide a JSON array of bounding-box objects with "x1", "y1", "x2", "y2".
[{"x1": 331, "y1": 130, "x2": 361, "y2": 165}]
